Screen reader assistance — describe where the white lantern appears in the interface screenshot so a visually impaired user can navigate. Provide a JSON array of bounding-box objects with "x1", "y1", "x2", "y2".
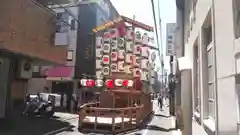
[
  {"x1": 142, "y1": 33, "x2": 149, "y2": 45},
  {"x1": 140, "y1": 59, "x2": 149, "y2": 69},
  {"x1": 96, "y1": 60, "x2": 102, "y2": 69},
  {"x1": 115, "y1": 79, "x2": 123, "y2": 86},
  {"x1": 134, "y1": 45, "x2": 141, "y2": 55},
  {"x1": 111, "y1": 40, "x2": 118, "y2": 50},
  {"x1": 133, "y1": 56, "x2": 141, "y2": 67},
  {"x1": 118, "y1": 37, "x2": 125, "y2": 48},
  {"x1": 126, "y1": 28, "x2": 134, "y2": 40},
  {"x1": 126, "y1": 41, "x2": 133, "y2": 52},
  {"x1": 118, "y1": 49, "x2": 125, "y2": 60},
  {"x1": 127, "y1": 80, "x2": 134, "y2": 87},
  {"x1": 96, "y1": 48, "x2": 103, "y2": 58},
  {"x1": 125, "y1": 53, "x2": 133, "y2": 63},
  {"x1": 96, "y1": 37, "x2": 103, "y2": 48},
  {"x1": 111, "y1": 63, "x2": 118, "y2": 72},
  {"x1": 118, "y1": 61, "x2": 125, "y2": 72},
  {"x1": 103, "y1": 43, "x2": 110, "y2": 53},
  {"x1": 124, "y1": 65, "x2": 132, "y2": 74},
  {"x1": 95, "y1": 79, "x2": 104, "y2": 87},
  {"x1": 102, "y1": 66, "x2": 110, "y2": 75},
  {"x1": 140, "y1": 71, "x2": 149, "y2": 81},
  {"x1": 135, "y1": 31, "x2": 142, "y2": 43},
  {"x1": 111, "y1": 51, "x2": 118, "y2": 61},
  {"x1": 141, "y1": 47, "x2": 149, "y2": 57},
  {"x1": 133, "y1": 68, "x2": 141, "y2": 77},
  {"x1": 80, "y1": 79, "x2": 87, "y2": 86}
]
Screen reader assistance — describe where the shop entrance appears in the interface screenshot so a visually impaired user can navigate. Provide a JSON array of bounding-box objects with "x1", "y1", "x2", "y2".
[{"x1": 52, "y1": 81, "x2": 73, "y2": 112}]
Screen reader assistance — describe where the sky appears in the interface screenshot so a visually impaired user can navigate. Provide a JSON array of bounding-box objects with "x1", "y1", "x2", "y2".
[{"x1": 110, "y1": 0, "x2": 176, "y2": 73}]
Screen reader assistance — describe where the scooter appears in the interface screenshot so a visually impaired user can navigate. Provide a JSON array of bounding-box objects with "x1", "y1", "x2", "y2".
[{"x1": 23, "y1": 94, "x2": 55, "y2": 117}]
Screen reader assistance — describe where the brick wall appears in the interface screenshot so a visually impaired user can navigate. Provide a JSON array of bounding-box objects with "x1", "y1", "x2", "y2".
[{"x1": 0, "y1": 0, "x2": 67, "y2": 65}]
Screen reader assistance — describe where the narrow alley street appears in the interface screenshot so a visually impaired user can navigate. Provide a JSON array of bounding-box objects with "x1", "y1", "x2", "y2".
[{"x1": 43, "y1": 100, "x2": 181, "y2": 135}]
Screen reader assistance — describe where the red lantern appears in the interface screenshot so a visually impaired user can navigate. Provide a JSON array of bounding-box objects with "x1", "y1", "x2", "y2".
[
  {"x1": 105, "y1": 79, "x2": 113, "y2": 89},
  {"x1": 86, "y1": 79, "x2": 95, "y2": 87},
  {"x1": 122, "y1": 80, "x2": 128, "y2": 87}
]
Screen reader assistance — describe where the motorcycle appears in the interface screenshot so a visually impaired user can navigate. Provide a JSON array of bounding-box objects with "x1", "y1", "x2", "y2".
[{"x1": 23, "y1": 94, "x2": 55, "y2": 117}]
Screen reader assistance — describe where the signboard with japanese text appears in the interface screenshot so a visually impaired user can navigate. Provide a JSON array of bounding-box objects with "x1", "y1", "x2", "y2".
[{"x1": 166, "y1": 23, "x2": 176, "y2": 56}]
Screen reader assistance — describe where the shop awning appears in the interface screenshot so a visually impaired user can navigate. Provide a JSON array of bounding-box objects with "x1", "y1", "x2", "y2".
[{"x1": 45, "y1": 66, "x2": 73, "y2": 81}]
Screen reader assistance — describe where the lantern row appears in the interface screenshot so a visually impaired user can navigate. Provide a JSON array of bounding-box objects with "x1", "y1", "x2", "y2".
[{"x1": 80, "y1": 78, "x2": 134, "y2": 88}]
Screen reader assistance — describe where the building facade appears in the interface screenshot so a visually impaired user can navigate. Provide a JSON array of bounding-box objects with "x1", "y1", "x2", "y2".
[
  {"x1": 28, "y1": 0, "x2": 120, "y2": 111},
  {"x1": 0, "y1": 0, "x2": 67, "y2": 118},
  {"x1": 175, "y1": 0, "x2": 240, "y2": 135}
]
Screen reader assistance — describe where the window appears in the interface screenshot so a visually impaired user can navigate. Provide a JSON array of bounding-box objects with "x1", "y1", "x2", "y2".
[
  {"x1": 233, "y1": 0, "x2": 240, "y2": 38},
  {"x1": 70, "y1": 19, "x2": 76, "y2": 30},
  {"x1": 67, "y1": 50, "x2": 74, "y2": 61},
  {"x1": 207, "y1": 46, "x2": 215, "y2": 119}
]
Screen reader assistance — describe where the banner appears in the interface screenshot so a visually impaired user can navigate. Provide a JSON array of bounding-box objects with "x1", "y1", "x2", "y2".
[{"x1": 166, "y1": 23, "x2": 176, "y2": 56}]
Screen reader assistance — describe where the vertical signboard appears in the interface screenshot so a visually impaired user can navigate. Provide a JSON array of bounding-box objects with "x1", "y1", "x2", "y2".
[{"x1": 166, "y1": 23, "x2": 176, "y2": 56}]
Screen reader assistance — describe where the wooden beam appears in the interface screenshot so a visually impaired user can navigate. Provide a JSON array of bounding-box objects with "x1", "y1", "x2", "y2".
[{"x1": 121, "y1": 16, "x2": 154, "y2": 32}]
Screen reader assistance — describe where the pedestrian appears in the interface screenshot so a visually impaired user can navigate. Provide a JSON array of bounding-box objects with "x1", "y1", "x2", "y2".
[{"x1": 158, "y1": 94, "x2": 163, "y2": 110}]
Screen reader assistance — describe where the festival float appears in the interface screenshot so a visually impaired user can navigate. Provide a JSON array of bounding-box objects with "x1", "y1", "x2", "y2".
[{"x1": 78, "y1": 15, "x2": 158, "y2": 134}]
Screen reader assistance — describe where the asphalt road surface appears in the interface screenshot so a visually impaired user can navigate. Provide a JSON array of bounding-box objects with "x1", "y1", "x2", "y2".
[
  {"x1": 0, "y1": 100, "x2": 180, "y2": 135},
  {"x1": 50, "y1": 100, "x2": 180, "y2": 135}
]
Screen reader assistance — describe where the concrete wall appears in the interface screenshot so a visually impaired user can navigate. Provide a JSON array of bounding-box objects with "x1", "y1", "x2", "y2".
[
  {"x1": 178, "y1": 0, "x2": 239, "y2": 134},
  {"x1": 27, "y1": 78, "x2": 51, "y2": 94}
]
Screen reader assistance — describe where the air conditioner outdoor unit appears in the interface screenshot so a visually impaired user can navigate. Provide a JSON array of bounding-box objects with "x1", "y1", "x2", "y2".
[
  {"x1": 126, "y1": 41, "x2": 133, "y2": 52},
  {"x1": 17, "y1": 60, "x2": 33, "y2": 79}
]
